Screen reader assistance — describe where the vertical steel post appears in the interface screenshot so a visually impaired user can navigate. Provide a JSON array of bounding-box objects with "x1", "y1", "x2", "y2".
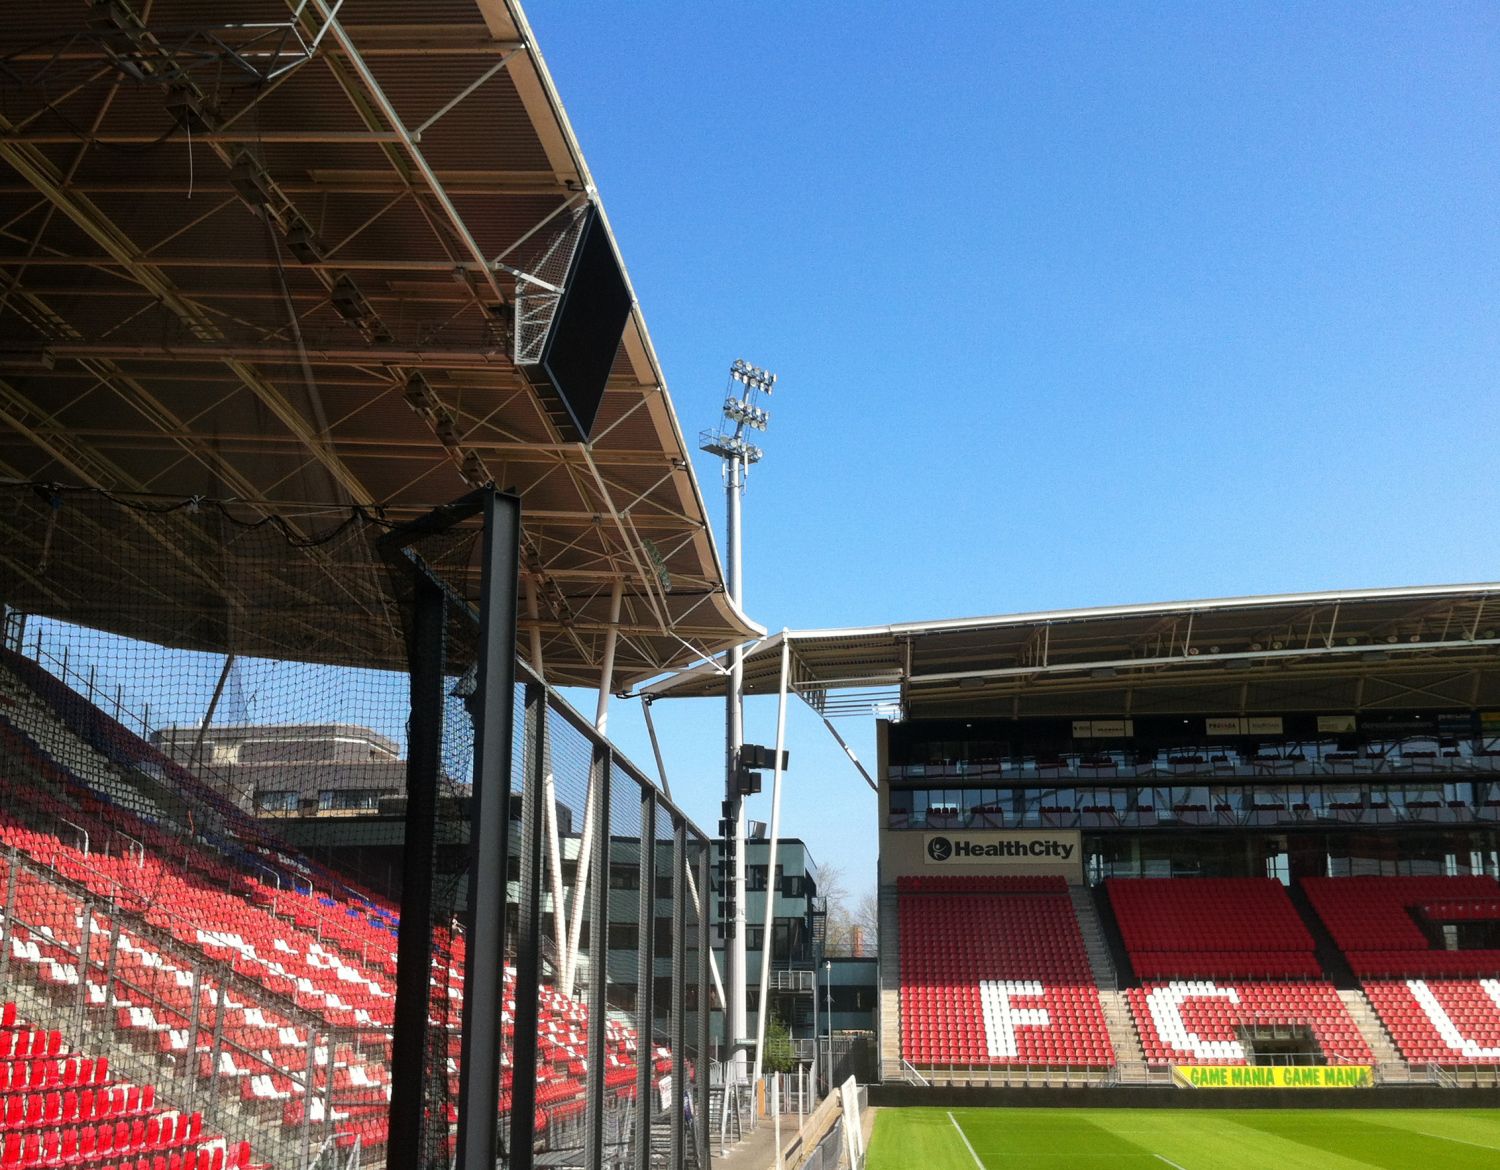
[
  {"x1": 509, "y1": 682, "x2": 547, "y2": 1170},
  {"x1": 386, "y1": 573, "x2": 446, "y2": 1167},
  {"x1": 1, "y1": 847, "x2": 16, "y2": 982},
  {"x1": 302, "y1": 1027, "x2": 318, "y2": 1169},
  {"x1": 76, "y1": 901, "x2": 92, "y2": 1034},
  {"x1": 103, "y1": 916, "x2": 120, "y2": 1025},
  {"x1": 669, "y1": 817, "x2": 687, "y2": 1169},
  {"x1": 696, "y1": 837, "x2": 712, "y2": 1170},
  {"x1": 633, "y1": 789, "x2": 656, "y2": 1170},
  {"x1": 456, "y1": 489, "x2": 521, "y2": 1170},
  {"x1": 323, "y1": 1028, "x2": 337, "y2": 1148},
  {"x1": 753, "y1": 635, "x2": 793, "y2": 1084},
  {"x1": 209, "y1": 969, "x2": 228, "y2": 1111},
  {"x1": 184, "y1": 965, "x2": 202, "y2": 1104},
  {"x1": 725, "y1": 453, "x2": 748, "y2": 1086},
  {"x1": 585, "y1": 746, "x2": 612, "y2": 1169}
]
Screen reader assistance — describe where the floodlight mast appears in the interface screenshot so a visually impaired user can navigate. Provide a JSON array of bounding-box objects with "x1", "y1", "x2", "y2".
[{"x1": 700, "y1": 359, "x2": 776, "y2": 1087}]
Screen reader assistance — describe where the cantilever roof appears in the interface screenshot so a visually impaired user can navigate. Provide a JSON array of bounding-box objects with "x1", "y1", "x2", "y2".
[
  {"x1": 640, "y1": 583, "x2": 1500, "y2": 719},
  {"x1": 0, "y1": 0, "x2": 758, "y2": 686}
]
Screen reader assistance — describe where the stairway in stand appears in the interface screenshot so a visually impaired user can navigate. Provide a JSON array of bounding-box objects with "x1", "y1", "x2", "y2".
[
  {"x1": 1070, "y1": 886, "x2": 1145, "y2": 1074},
  {"x1": 876, "y1": 884, "x2": 903, "y2": 1081},
  {"x1": 1336, "y1": 987, "x2": 1407, "y2": 1079}
]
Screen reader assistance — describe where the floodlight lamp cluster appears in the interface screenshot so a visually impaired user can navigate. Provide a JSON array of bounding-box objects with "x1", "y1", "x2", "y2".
[
  {"x1": 730, "y1": 360, "x2": 776, "y2": 394},
  {"x1": 700, "y1": 433, "x2": 764, "y2": 464},
  {"x1": 722, "y1": 397, "x2": 769, "y2": 430}
]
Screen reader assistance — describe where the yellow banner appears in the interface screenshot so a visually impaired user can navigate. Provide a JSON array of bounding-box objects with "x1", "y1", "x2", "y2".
[{"x1": 1170, "y1": 1065, "x2": 1372, "y2": 1089}]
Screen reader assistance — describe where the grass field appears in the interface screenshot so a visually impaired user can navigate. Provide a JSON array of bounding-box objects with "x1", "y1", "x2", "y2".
[{"x1": 865, "y1": 1107, "x2": 1500, "y2": 1169}]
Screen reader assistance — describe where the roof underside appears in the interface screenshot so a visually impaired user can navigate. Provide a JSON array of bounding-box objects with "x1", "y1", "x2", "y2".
[
  {"x1": 0, "y1": 0, "x2": 756, "y2": 687},
  {"x1": 642, "y1": 585, "x2": 1500, "y2": 719}
]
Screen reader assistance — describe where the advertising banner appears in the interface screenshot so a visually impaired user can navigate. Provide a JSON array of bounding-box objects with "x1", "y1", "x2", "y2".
[
  {"x1": 1170, "y1": 1065, "x2": 1373, "y2": 1089},
  {"x1": 920, "y1": 831, "x2": 1082, "y2": 880}
]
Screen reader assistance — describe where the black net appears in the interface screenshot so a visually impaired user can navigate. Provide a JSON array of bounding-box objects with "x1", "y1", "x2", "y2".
[{"x1": 0, "y1": 483, "x2": 715, "y2": 1170}]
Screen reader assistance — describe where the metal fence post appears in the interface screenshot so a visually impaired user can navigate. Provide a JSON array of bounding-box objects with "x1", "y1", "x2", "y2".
[
  {"x1": 103, "y1": 915, "x2": 120, "y2": 1022},
  {"x1": 634, "y1": 789, "x2": 656, "y2": 1170},
  {"x1": 303, "y1": 1027, "x2": 318, "y2": 1170},
  {"x1": 386, "y1": 572, "x2": 446, "y2": 1167},
  {"x1": 669, "y1": 817, "x2": 686, "y2": 1170},
  {"x1": 324, "y1": 1027, "x2": 337, "y2": 1154},
  {"x1": 76, "y1": 900, "x2": 92, "y2": 1033},
  {"x1": 456, "y1": 488, "x2": 520, "y2": 1170},
  {"x1": 696, "y1": 838, "x2": 712, "y2": 1170},
  {"x1": 209, "y1": 969, "x2": 228, "y2": 1114},
  {"x1": 585, "y1": 745, "x2": 612, "y2": 1170},
  {"x1": 184, "y1": 964, "x2": 202, "y2": 1107},
  {"x1": 509, "y1": 681, "x2": 547, "y2": 1169},
  {"x1": 1, "y1": 846, "x2": 17, "y2": 981}
]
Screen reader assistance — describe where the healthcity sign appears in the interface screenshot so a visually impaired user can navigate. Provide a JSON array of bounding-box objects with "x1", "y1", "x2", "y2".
[{"x1": 922, "y1": 831, "x2": 1080, "y2": 871}]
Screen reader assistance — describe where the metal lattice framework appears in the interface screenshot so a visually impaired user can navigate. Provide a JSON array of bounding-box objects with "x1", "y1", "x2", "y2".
[
  {"x1": 0, "y1": 0, "x2": 758, "y2": 688},
  {"x1": 642, "y1": 584, "x2": 1500, "y2": 721}
]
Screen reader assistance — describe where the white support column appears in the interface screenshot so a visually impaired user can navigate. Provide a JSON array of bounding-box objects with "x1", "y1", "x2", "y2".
[
  {"x1": 562, "y1": 579, "x2": 623, "y2": 999},
  {"x1": 542, "y1": 774, "x2": 570, "y2": 983},
  {"x1": 525, "y1": 574, "x2": 572, "y2": 986},
  {"x1": 524, "y1": 574, "x2": 545, "y2": 677},
  {"x1": 751, "y1": 634, "x2": 792, "y2": 1085}
]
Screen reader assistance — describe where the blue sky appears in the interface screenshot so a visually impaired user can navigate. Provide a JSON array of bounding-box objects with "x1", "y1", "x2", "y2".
[{"x1": 522, "y1": 2, "x2": 1500, "y2": 900}]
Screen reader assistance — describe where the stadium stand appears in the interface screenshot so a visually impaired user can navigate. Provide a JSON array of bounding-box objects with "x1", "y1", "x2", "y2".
[
  {"x1": 0, "y1": 1000, "x2": 249, "y2": 1170},
  {"x1": 1107, "y1": 878, "x2": 1322, "y2": 979},
  {"x1": 1126, "y1": 981, "x2": 1371, "y2": 1066},
  {"x1": 1301, "y1": 876, "x2": 1500, "y2": 976},
  {"x1": 0, "y1": 651, "x2": 670, "y2": 1160},
  {"x1": 897, "y1": 876, "x2": 1113, "y2": 1069},
  {"x1": 1303, "y1": 876, "x2": 1500, "y2": 1065},
  {"x1": 1107, "y1": 878, "x2": 1369, "y2": 1066},
  {"x1": 1362, "y1": 980, "x2": 1500, "y2": 1064}
]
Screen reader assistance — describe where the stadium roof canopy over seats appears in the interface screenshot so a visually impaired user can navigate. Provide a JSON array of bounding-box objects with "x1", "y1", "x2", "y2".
[
  {"x1": 0, "y1": 0, "x2": 758, "y2": 688},
  {"x1": 639, "y1": 584, "x2": 1500, "y2": 720}
]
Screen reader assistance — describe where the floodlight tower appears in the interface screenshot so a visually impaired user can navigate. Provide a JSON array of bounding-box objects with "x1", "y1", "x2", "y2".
[{"x1": 701, "y1": 358, "x2": 776, "y2": 1084}]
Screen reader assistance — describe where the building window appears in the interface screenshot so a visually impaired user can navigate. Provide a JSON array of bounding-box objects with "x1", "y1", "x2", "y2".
[
  {"x1": 654, "y1": 917, "x2": 674, "y2": 958},
  {"x1": 255, "y1": 790, "x2": 296, "y2": 812},
  {"x1": 747, "y1": 865, "x2": 768, "y2": 892},
  {"x1": 318, "y1": 789, "x2": 383, "y2": 811},
  {"x1": 609, "y1": 865, "x2": 640, "y2": 890},
  {"x1": 746, "y1": 926, "x2": 765, "y2": 952},
  {"x1": 607, "y1": 923, "x2": 639, "y2": 950}
]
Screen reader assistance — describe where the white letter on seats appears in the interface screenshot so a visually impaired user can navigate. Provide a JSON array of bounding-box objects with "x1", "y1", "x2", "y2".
[
  {"x1": 1145, "y1": 982, "x2": 1245, "y2": 1062},
  {"x1": 979, "y1": 980, "x2": 1051, "y2": 1058},
  {"x1": 1406, "y1": 979, "x2": 1500, "y2": 1059}
]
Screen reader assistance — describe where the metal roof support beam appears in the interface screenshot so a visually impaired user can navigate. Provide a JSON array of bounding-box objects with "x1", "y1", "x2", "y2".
[
  {"x1": 0, "y1": 115, "x2": 374, "y2": 507},
  {"x1": 796, "y1": 685, "x2": 877, "y2": 794},
  {"x1": 579, "y1": 446, "x2": 670, "y2": 635},
  {"x1": 301, "y1": 0, "x2": 509, "y2": 307},
  {"x1": 911, "y1": 638, "x2": 1500, "y2": 687}
]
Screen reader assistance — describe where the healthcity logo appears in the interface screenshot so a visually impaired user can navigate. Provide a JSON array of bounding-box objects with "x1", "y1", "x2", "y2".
[{"x1": 923, "y1": 833, "x2": 1076, "y2": 862}]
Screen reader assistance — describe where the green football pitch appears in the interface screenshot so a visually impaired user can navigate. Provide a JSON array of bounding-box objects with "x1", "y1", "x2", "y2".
[{"x1": 866, "y1": 1107, "x2": 1500, "y2": 1169}]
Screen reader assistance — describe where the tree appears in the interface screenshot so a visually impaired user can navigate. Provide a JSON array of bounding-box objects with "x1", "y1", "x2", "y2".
[
  {"x1": 763, "y1": 1013, "x2": 796, "y2": 1074},
  {"x1": 817, "y1": 864, "x2": 878, "y2": 957}
]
